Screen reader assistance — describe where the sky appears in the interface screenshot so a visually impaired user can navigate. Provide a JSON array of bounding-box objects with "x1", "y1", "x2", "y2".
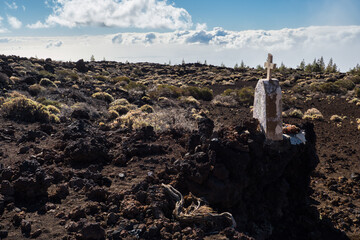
[{"x1": 0, "y1": 0, "x2": 360, "y2": 71}]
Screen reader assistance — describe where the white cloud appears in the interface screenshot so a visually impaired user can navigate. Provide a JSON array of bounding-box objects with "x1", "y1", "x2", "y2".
[
  {"x1": 27, "y1": 21, "x2": 50, "y2": 29},
  {"x1": 7, "y1": 15, "x2": 22, "y2": 29},
  {"x1": 29, "y1": 0, "x2": 192, "y2": 30},
  {"x1": 46, "y1": 40, "x2": 63, "y2": 48},
  {"x1": 5, "y1": 1, "x2": 18, "y2": 10},
  {"x1": 1, "y1": 25, "x2": 360, "y2": 71}
]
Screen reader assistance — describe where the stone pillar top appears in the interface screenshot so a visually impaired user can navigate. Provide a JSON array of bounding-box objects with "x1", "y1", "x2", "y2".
[{"x1": 264, "y1": 53, "x2": 276, "y2": 80}]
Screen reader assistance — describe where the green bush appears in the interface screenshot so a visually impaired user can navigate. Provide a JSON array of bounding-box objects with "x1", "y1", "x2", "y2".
[
  {"x1": 39, "y1": 78, "x2": 57, "y2": 88},
  {"x1": 347, "y1": 75, "x2": 360, "y2": 84},
  {"x1": 1, "y1": 97, "x2": 59, "y2": 123},
  {"x1": 140, "y1": 104, "x2": 154, "y2": 113},
  {"x1": 335, "y1": 79, "x2": 355, "y2": 90},
  {"x1": 183, "y1": 86, "x2": 213, "y2": 101},
  {"x1": 222, "y1": 87, "x2": 254, "y2": 106},
  {"x1": 36, "y1": 97, "x2": 62, "y2": 108},
  {"x1": 125, "y1": 81, "x2": 146, "y2": 91},
  {"x1": 316, "y1": 82, "x2": 342, "y2": 94},
  {"x1": 39, "y1": 70, "x2": 55, "y2": 78},
  {"x1": 95, "y1": 75, "x2": 108, "y2": 81},
  {"x1": 92, "y1": 92, "x2": 114, "y2": 103},
  {"x1": 111, "y1": 76, "x2": 130, "y2": 83},
  {"x1": 56, "y1": 69, "x2": 79, "y2": 81},
  {"x1": 355, "y1": 87, "x2": 360, "y2": 97},
  {"x1": 28, "y1": 84, "x2": 44, "y2": 96},
  {"x1": 150, "y1": 84, "x2": 183, "y2": 99}
]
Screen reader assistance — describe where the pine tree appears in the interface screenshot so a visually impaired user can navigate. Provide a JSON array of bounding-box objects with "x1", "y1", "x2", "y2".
[
  {"x1": 90, "y1": 55, "x2": 95, "y2": 62},
  {"x1": 318, "y1": 56, "x2": 325, "y2": 72},
  {"x1": 298, "y1": 59, "x2": 305, "y2": 70}
]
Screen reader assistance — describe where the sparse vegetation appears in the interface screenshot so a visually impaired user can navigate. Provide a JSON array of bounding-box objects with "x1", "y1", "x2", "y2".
[
  {"x1": 1, "y1": 96, "x2": 60, "y2": 123},
  {"x1": 92, "y1": 92, "x2": 114, "y2": 103},
  {"x1": 222, "y1": 87, "x2": 254, "y2": 106},
  {"x1": 39, "y1": 78, "x2": 57, "y2": 88},
  {"x1": 28, "y1": 84, "x2": 44, "y2": 96},
  {"x1": 303, "y1": 108, "x2": 324, "y2": 121}
]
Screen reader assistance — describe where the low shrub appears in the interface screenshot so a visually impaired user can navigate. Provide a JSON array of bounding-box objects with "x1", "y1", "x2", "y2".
[
  {"x1": 46, "y1": 105, "x2": 61, "y2": 114},
  {"x1": 222, "y1": 87, "x2": 254, "y2": 106},
  {"x1": 355, "y1": 87, "x2": 360, "y2": 97},
  {"x1": 95, "y1": 75, "x2": 108, "y2": 81},
  {"x1": 39, "y1": 78, "x2": 57, "y2": 88},
  {"x1": 125, "y1": 81, "x2": 146, "y2": 91},
  {"x1": 38, "y1": 70, "x2": 55, "y2": 78},
  {"x1": 315, "y1": 82, "x2": 342, "y2": 94},
  {"x1": 92, "y1": 92, "x2": 114, "y2": 103},
  {"x1": 108, "y1": 110, "x2": 119, "y2": 120},
  {"x1": 28, "y1": 84, "x2": 44, "y2": 96},
  {"x1": 0, "y1": 73, "x2": 10, "y2": 87},
  {"x1": 330, "y1": 115, "x2": 344, "y2": 122},
  {"x1": 140, "y1": 104, "x2": 154, "y2": 113},
  {"x1": 1, "y1": 96, "x2": 59, "y2": 123},
  {"x1": 335, "y1": 79, "x2": 355, "y2": 90},
  {"x1": 111, "y1": 76, "x2": 130, "y2": 83},
  {"x1": 56, "y1": 69, "x2": 79, "y2": 81},
  {"x1": 36, "y1": 97, "x2": 62, "y2": 108},
  {"x1": 288, "y1": 109, "x2": 303, "y2": 119},
  {"x1": 303, "y1": 108, "x2": 324, "y2": 121},
  {"x1": 180, "y1": 96, "x2": 200, "y2": 107},
  {"x1": 108, "y1": 98, "x2": 134, "y2": 115},
  {"x1": 111, "y1": 108, "x2": 197, "y2": 132},
  {"x1": 211, "y1": 95, "x2": 238, "y2": 107},
  {"x1": 183, "y1": 86, "x2": 213, "y2": 101},
  {"x1": 149, "y1": 84, "x2": 183, "y2": 99}
]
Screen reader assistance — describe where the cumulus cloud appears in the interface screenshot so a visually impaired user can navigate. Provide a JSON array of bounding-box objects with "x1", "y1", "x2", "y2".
[
  {"x1": 7, "y1": 16, "x2": 22, "y2": 29},
  {"x1": 1, "y1": 25, "x2": 360, "y2": 71},
  {"x1": 29, "y1": 0, "x2": 192, "y2": 30},
  {"x1": 46, "y1": 40, "x2": 63, "y2": 48},
  {"x1": 110, "y1": 25, "x2": 360, "y2": 52},
  {"x1": 27, "y1": 21, "x2": 50, "y2": 29}
]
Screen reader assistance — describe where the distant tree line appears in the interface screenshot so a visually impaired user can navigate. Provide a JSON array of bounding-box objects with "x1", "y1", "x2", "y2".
[{"x1": 298, "y1": 57, "x2": 338, "y2": 73}]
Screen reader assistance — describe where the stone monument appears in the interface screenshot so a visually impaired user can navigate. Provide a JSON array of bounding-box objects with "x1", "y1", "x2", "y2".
[{"x1": 253, "y1": 53, "x2": 283, "y2": 141}]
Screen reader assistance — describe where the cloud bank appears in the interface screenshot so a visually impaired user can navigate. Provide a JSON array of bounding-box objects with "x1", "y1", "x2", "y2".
[
  {"x1": 1, "y1": 25, "x2": 360, "y2": 71},
  {"x1": 28, "y1": 0, "x2": 192, "y2": 30}
]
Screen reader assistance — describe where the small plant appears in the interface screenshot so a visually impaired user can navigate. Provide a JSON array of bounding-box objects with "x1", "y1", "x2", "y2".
[
  {"x1": 149, "y1": 84, "x2": 182, "y2": 99},
  {"x1": 140, "y1": 104, "x2": 154, "y2": 113},
  {"x1": 108, "y1": 110, "x2": 119, "y2": 120},
  {"x1": 330, "y1": 115, "x2": 344, "y2": 122},
  {"x1": 211, "y1": 95, "x2": 238, "y2": 107},
  {"x1": 111, "y1": 76, "x2": 130, "y2": 83},
  {"x1": 303, "y1": 108, "x2": 324, "y2": 121},
  {"x1": 39, "y1": 78, "x2": 57, "y2": 88},
  {"x1": 222, "y1": 87, "x2": 254, "y2": 106},
  {"x1": 1, "y1": 96, "x2": 59, "y2": 123},
  {"x1": 28, "y1": 84, "x2": 44, "y2": 96},
  {"x1": 335, "y1": 79, "x2": 355, "y2": 90},
  {"x1": 36, "y1": 97, "x2": 62, "y2": 108},
  {"x1": 180, "y1": 96, "x2": 200, "y2": 107},
  {"x1": 316, "y1": 82, "x2": 342, "y2": 94},
  {"x1": 288, "y1": 109, "x2": 303, "y2": 119},
  {"x1": 354, "y1": 87, "x2": 360, "y2": 97},
  {"x1": 183, "y1": 86, "x2": 213, "y2": 101},
  {"x1": 95, "y1": 75, "x2": 108, "y2": 81},
  {"x1": 92, "y1": 92, "x2": 114, "y2": 103},
  {"x1": 125, "y1": 81, "x2": 146, "y2": 91},
  {"x1": 38, "y1": 70, "x2": 55, "y2": 78}
]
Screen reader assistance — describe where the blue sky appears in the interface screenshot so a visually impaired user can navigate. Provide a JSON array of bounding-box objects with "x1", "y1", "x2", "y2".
[{"x1": 0, "y1": 0, "x2": 360, "y2": 70}]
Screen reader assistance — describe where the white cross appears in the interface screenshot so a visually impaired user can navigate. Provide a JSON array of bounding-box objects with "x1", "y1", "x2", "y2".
[{"x1": 264, "y1": 53, "x2": 276, "y2": 80}]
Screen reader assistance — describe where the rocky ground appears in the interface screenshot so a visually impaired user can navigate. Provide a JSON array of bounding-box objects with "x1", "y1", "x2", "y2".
[{"x1": 0, "y1": 55, "x2": 359, "y2": 239}]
